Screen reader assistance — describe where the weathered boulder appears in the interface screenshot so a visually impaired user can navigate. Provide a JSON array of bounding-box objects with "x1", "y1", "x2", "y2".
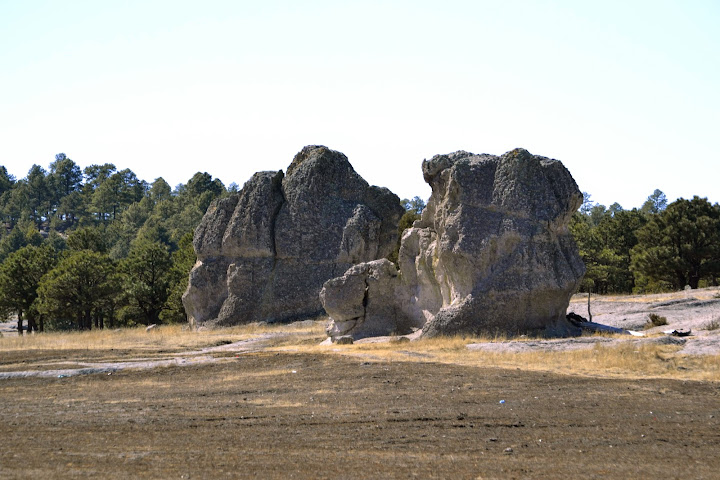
[
  {"x1": 322, "y1": 259, "x2": 411, "y2": 340},
  {"x1": 320, "y1": 148, "x2": 585, "y2": 339},
  {"x1": 182, "y1": 146, "x2": 404, "y2": 328}
]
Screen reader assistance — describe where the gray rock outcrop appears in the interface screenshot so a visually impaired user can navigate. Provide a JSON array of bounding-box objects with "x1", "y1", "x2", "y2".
[
  {"x1": 321, "y1": 148, "x2": 585, "y2": 339},
  {"x1": 183, "y1": 146, "x2": 404, "y2": 327},
  {"x1": 321, "y1": 259, "x2": 410, "y2": 339}
]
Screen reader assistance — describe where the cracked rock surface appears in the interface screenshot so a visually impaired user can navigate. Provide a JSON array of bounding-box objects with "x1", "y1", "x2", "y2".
[
  {"x1": 321, "y1": 259, "x2": 410, "y2": 339},
  {"x1": 182, "y1": 146, "x2": 403, "y2": 327}
]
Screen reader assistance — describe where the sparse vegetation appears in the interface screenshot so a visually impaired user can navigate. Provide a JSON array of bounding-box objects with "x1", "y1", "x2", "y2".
[
  {"x1": 644, "y1": 313, "x2": 668, "y2": 329},
  {"x1": 4, "y1": 315, "x2": 720, "y2": 383},
  {"x1": 704, "y1": 318, "x2": 720, "y2": 331}
]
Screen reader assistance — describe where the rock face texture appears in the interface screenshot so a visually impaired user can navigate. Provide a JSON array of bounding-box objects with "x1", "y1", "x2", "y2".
[
  {"x1": 321, "y1": 259, "x2": 410, "y2": 339},
  {"x1": 321, "y1": 148, "x2": 586, "y2": 339},
  {"x1": 183, "y1": 146, "x2": 404, "y2": 327}
]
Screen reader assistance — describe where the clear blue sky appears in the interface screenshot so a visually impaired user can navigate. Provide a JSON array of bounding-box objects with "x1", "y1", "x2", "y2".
[{"x1": 1, "y1": 0, "x2": 718, "y2": 209}]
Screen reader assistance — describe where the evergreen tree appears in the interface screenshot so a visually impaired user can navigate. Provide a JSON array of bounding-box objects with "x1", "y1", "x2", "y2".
[
  {"x1": 401, "y1": 196, "x2": 426, "y2": 215},
  {"x1": 83, "y1": 163, "x2": 116, "y2": 192},
  {"x1": 631, "y1": 196, "x2": 720, "y2": 291},
  {"x1": 0, "y1": 166, "x2": 15, "y2": 196},
  {"x1": 37, "y1": 250, "x2": 117, "y2": 330},
  {"x1": 119, "y1": 240, "x2": 172, "y2": 325},
  {"x1": 0, "y1": 220, "x2": 44, "y2": 263},
  {"x1": 25, "y1": 165, "x2": 52, "y2": 226},
  {"x1": 0, "y1": 244, "x2": 56, "y2": 334},
  {"x1": 594, "y1": 209, "x2": 646, "y2": 293},
  {"x1": 67, "y1": 226, "x2": 107, "y2": 253},
  {"x1": 49, "y1": 154, "x2": 83, "y2": 200},
  {"x1": 0, "y1": 179, "x2": 35, "y2": 228},
  {"x1": 52, "y1": 191, "x2": 88, "y2": 230},
  {"x1": 149, "y1": 178, "x2": 172, "y2": 204},
  {"x1": 640, "y1": 189, "x2": 668, "y2": 214}
]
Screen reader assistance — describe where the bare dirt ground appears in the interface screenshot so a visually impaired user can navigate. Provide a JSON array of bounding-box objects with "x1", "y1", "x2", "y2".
[
  {"x1": 1, "y1": 289, "x2": 719, "y2": 479},
  {"x1": 1, "y1": 351, "x2": 719, "y2": 479}
]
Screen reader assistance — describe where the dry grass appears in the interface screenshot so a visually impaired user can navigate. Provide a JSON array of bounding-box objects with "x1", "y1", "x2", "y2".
[
  {"x1": 0, "y1": 321, "x2": 326, "y2": 353},
  {"x1": 292, "y1": 334, "x2": 720, "y2": 382},
  {"x1": 703, "y1": 318, "x2": 720, "y2": 331},
  {"x1": 2, "y1": 318, "x2": 718, "y2": 382},
  {"x1": 644, "y1": 313, "x2": 669, "y2": 329}
]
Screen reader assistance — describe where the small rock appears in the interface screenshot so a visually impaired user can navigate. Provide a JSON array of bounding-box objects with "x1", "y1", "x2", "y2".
[
  {"x1": 504, "y1": 447, "x2": 513, "y2": 454},
  {"x1": 334, "y1": 336, "x2": 354, "y2": 345}
]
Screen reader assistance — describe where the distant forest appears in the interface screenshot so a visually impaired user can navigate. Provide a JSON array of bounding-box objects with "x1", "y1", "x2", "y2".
[
  {"x1": 0, "y1": 153, "x2": 231, "y2": 333},
  {"x1": 571, "y1": 190, "x2": 720, "y2": 294},
  {"x1": 0, "y1": 154, "x2": 718, "y2": 334}
]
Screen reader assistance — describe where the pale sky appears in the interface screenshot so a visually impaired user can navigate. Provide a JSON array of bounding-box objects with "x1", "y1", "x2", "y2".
[{"x1": 1, "y1": 0, "x2": 718, "y2": 210}]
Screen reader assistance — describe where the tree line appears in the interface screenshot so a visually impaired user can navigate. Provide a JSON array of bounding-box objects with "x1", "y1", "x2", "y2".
[
  {"x1": 1, "y1": 155, "x2": 718, "y2": 335},
  {"x1": 571, "y1": 189, "x2": 720, "y2": 294},
  {"x1": 0, "y1": 154, "x2": 232, "y2": 334}
]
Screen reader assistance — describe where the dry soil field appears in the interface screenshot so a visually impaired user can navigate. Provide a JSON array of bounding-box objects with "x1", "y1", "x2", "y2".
[{"x1": 1, "y1": 289, "x2": 719, "y2": 479}]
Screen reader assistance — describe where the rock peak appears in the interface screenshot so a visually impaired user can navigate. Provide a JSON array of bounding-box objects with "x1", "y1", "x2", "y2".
[{"x1": 286, "y1": 145, "x2": 342, "y2": 177}]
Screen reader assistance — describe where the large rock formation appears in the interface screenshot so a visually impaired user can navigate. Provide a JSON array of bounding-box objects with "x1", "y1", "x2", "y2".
[
  {"x1": 321, "y1": 148, "x2": 586, "y2": 339},
  {"x1": 183, "y1": 146, "x2": 404, "y2": 327}
]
